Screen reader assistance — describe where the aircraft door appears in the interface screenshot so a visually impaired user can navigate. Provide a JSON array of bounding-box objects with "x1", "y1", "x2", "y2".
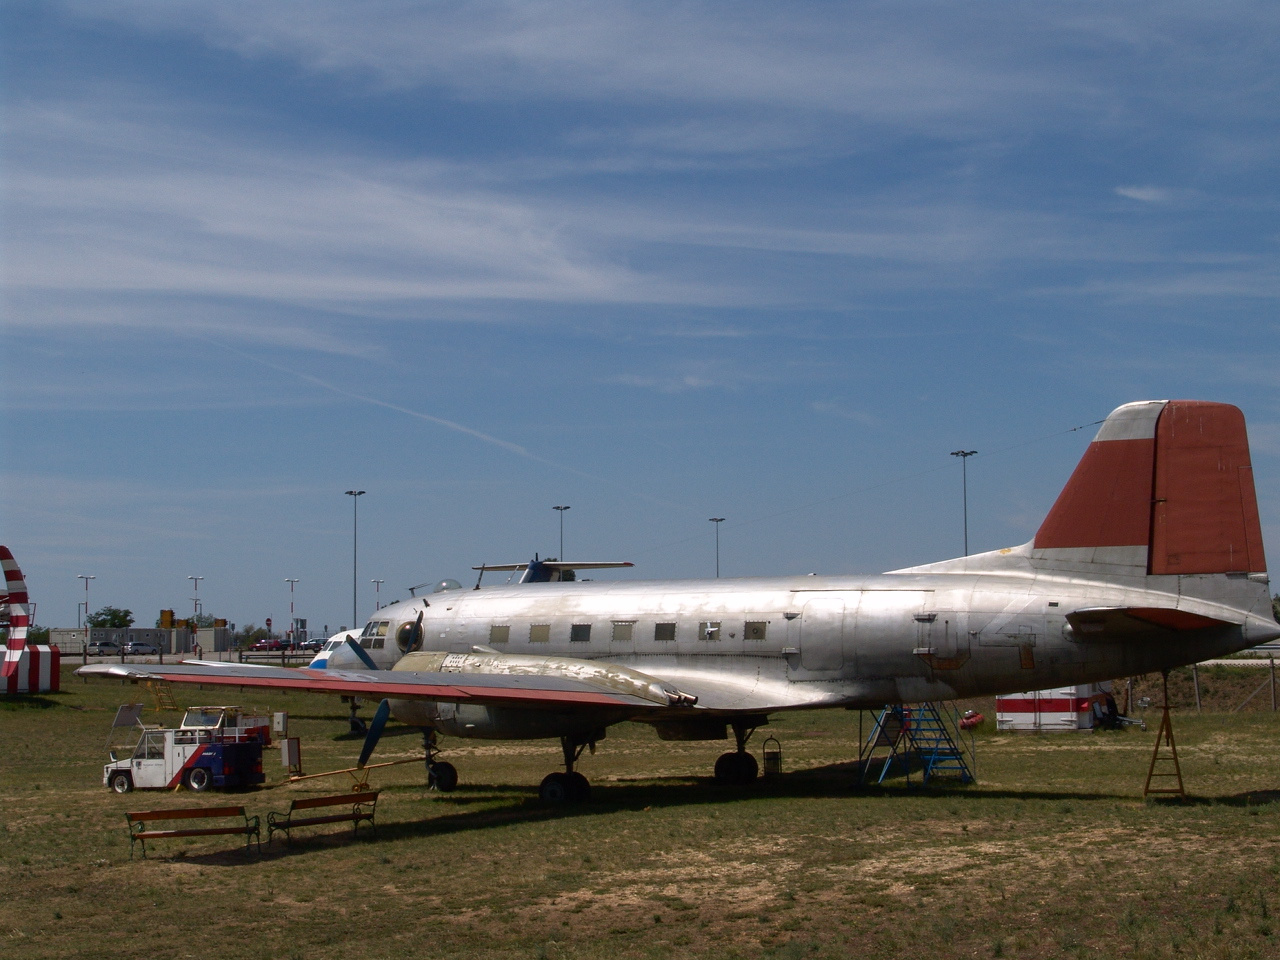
[{"x1": 799, "y1": 598, "x2": 845, "y2": 672}]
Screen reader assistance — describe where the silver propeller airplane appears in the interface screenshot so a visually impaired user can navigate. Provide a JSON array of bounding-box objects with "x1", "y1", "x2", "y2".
[{"x1": 80, "y1": 400, "x2": 1278, "y2": 801}]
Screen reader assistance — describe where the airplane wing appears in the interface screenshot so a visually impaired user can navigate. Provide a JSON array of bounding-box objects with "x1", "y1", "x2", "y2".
[
  {"x1": 75, "y1": 660, "x2": 678, "y2": 711},
  {"x1": 74, "y1": 652, "x2": 835, "y2": 715}
]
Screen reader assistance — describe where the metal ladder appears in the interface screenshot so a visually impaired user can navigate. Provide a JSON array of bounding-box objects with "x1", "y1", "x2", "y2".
[
  {"x1": 859, "y1": 702, "x2": 975, "y2": 786},
  {"x1": 144, "y1": 679, "x2": 180, "y2": 712},
  {"x1": 904, "y1": 702, "x2": 974, "y2": 785}
]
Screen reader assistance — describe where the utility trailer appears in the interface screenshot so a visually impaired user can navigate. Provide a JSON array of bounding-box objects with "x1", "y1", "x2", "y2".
[{"x1": 103, "y1": 706, "x2": 271, "y2": 793}]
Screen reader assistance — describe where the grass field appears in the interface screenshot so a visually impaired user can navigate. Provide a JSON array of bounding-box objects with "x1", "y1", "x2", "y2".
[{"x1": 3, "y1": 665, "x2": 1280, "y2": 960}]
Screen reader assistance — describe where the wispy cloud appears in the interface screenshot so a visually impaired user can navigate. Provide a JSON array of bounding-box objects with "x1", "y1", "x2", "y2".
[{"x1": 1115, "y1": 186, "x2": 1172, "y2": 203}]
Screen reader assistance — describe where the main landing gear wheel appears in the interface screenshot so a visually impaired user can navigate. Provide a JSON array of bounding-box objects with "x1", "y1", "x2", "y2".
[
  {"x1": 109, "y1": 771, "x2": 133, "y2": 794},
  {"x1": 539, "y1": 771, "x2": 591, "y2": 803},
  {"x1": 185, "y1": 767, "x2": 212, "y2": 792},
  {"x1": 538, "y1": 734, "x2": 599, "y2": 803},
  {"x1": 713, "y1": 718, "x2": 764, "y2": 785},
  {"x1": 428, "y1": 760, "x2": 458, "y2": 793},
  {"x1": 714, "y1": 751, "x2": 759, "y2": 785}
]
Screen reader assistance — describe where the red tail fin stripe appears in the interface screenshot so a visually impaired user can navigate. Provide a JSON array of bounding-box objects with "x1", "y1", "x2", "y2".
[
  {"x1": 1033, "y1": 437, "x2": 1156, "y2": 549},
  {"x1": 1149, "y1": 401, "x2": 1266, "y2": 575},
  {"x1": 1034, "y1": 401, "x2": 1266, "y2": 575}
]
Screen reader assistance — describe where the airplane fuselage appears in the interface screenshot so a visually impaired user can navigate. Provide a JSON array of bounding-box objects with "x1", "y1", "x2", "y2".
[{"x1": 341, "y1": 558, "x2": 1271, "y2": 738}]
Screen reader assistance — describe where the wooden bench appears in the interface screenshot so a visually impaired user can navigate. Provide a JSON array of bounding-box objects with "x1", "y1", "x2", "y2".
[
  {"x1": 126, "y1": 806, "x2": 260, "y2": 859},
  {"x1": 267, "y1": 791, "x2": 379, "y2": 845}
]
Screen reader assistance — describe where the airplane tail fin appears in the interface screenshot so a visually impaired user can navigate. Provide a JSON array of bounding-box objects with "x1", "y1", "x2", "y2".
[{"x1": 1032, "y1": 400, "x2": 1267, "y2": 579}]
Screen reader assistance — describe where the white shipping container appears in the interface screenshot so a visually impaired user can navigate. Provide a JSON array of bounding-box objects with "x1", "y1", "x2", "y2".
[{"x1": 996, "y1": 682, "x2": 1113, "y2": 732}]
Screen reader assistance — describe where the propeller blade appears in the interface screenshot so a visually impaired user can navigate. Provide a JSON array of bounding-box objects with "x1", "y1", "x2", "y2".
[
  {"x1": 344, "y1": 636, "x2": 380, "y2": 670},
  {"x1": 357, "y1": 698, "x2": 392, "y2": 768}
]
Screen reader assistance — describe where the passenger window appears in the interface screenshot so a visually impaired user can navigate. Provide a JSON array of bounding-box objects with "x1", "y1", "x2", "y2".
[
  {"x1": 655, "y1": 622, "x2": 676, "y2": 642},
  {"x1": 570, "y1": 624, "x2": 591, "y2": 643},
  {"x1": 490, "y1": 625, "x2": 510, "y2": 644},
  {"x1": 611, "y1": 621, "x2": 635, "y2": 642},
  {"x1": 745, "y1": 621, "x2": 768, "y2": 641},
  {"x1": 530, "y1": 624, "x2": 550, "y2": 643},
  {"x1": 698, "y1": 621, "x2": 721, "y2": 641}
]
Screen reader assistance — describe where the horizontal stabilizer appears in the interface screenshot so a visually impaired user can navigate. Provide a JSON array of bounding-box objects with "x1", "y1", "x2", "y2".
[{"x1": 1067, "y1": 606, "x2": 1238, "y2": 641}]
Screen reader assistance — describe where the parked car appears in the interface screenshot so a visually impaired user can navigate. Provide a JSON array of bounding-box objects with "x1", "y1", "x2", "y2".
[
  {"x1": 251, "y1": 638, "x2": 284, "y2": 651},
  {"x1": 123, "y1": 640, "x2": 160, "y2": 656},
  {"x1": 87, "y1": 640, "x2": 121, "y2": 656},
  {"x1": 298, "y1": 638, "x2": 323, "y2": 652}
]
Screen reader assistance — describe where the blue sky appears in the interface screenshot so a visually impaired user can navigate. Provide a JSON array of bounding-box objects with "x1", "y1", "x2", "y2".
[{"x1": 3, "y1": 1, "x2": 1278, "y2": 634}]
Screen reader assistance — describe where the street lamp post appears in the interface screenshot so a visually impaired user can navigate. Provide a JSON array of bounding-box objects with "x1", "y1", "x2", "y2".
[
  {"x1": 950, "y1": 450, "x2": 978, "y2": 556},
  {"x1": 285, "y1": 579, "x2": 299, "y2": 640},
  {"x1": 77, "y1": 574, "x2": 95, "y2": 630},
  {"x1": 553, "y1": 505, "x2": 570, "y2": 559},
  {"x1": 709, "y1": 518, "x2": 725, "y2": 578},
  {"x1": 187, "y1": 576, "x2": 203, "y2": 616},
  {"x1": 345, "y1": 490, "x2": 365, "y2": 628}
]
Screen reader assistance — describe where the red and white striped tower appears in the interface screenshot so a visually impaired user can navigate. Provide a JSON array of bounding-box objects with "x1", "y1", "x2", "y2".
[{"x1": 1, "y1": 546, "x2": 59, "y2": 695}]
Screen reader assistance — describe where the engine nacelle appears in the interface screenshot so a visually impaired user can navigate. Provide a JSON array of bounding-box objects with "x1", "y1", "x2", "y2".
[{"x1": 390, "y1": 699, "x2": 621, "y2": 741}]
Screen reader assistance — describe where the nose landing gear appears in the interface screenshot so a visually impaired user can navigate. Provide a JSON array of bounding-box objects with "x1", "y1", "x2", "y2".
[{"x1": 423, "y1": 729, "x2": 458, "y2": 792}]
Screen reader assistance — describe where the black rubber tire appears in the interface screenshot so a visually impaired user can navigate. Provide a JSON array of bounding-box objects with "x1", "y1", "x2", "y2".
[
  {"x1": 185, "y1": 767, "x2": 212, "y2": 792},
  {"x1": 714, "y1": 752, "x2": 758, "y2": 785},
  {"x1": 429, "y1": 761, "x2": 459, "y2": 792},
  {"x1": 539, "y1": 772, "x2": 570, "y2": 803},
  {"x1": 567, "y1": 771, "x2": 591, "y2": 803},
  {"x1": 109, "y1": 771, "x2": 133, "y2": 794}
]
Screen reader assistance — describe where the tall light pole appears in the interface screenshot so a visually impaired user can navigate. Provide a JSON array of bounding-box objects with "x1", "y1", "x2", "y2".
[
  {"x1": 709, "y1": 518, "x2": 725, "y2": 578},
  {"x1": 553, "y1": 505, "x2": 570, "y2": 559},
  {"x1": 950, "y1": 450, "x2": 977, "y2": 556},
  {"x1": 187, "y1": 576, "x2": 203, "y2": 617},
  {"x1": 345, "y1": 490, "x2": 365, "y2": 628},
  {"x1": 77, "y1": 574, "x2": 95, "y2": 630},
  {"x1": 285, "y1": 579, "x2": 299, "y2": 637},
  {"x1": 371, "y1": 579, "x2": 384, "y2": 610}
]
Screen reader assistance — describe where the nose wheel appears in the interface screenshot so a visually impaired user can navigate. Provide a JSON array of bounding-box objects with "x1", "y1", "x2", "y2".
[
  {"x1": 538, "y1": 734, "x2": 597, "y2": 803},
  {"x1": 346, "y1": 697, "x2": 367, "y2": 735},
  {"x1": 714, "y1": 720, "x2": 762, "y2": 786},
  {"x1": 423, "y1": 729, "x2": 459, "y2": 792}
]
